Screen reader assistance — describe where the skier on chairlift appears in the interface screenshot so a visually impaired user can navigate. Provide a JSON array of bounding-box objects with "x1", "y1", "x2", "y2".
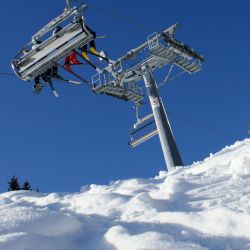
[
  {"x1": 64, "y1": 16, "x2": 100, "y2": 71},
  {"x1": 80, "y1": 24, "x2": 99, "y2": 60}
]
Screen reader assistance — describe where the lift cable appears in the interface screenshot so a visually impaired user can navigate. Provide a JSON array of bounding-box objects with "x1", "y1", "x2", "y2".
[
  {"x1": 138, "y1": 98, "x2": 241, "y2": 140},
  {"x1": 168, "y1": 112, "x2": 240, "y2": 141},
  {"x1": 0, "y1": 72, "x2": 16, "y2": 77},
  {"x1": 73, "y1": 0, "x2": 155, "y2": 32},
  {"x1": 208, "y1": 62, "x2": 250, "y2": 98}
]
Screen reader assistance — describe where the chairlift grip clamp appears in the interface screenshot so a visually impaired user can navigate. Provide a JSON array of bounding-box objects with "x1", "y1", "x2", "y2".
[{"x1": 65, "y1": 0, "x2": 71, "y2": 10}]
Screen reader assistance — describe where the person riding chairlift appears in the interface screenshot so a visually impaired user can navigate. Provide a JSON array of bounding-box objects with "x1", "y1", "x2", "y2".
[
  {"x1": 64, "y1": 16, "x2": 100, "y2": 71},
  {"x1": 81, "y1": 24, "x2": 99, "y2": 60}
]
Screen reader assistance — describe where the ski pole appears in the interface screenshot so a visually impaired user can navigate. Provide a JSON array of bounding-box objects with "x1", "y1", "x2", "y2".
[{"x1": 96, "y1": 35, "x2": 108, "y2": 39}]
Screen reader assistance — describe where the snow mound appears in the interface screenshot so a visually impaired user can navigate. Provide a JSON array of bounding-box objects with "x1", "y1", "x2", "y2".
[{"x1": 0, "y1": 139, "x2": 250, "y2": 250}]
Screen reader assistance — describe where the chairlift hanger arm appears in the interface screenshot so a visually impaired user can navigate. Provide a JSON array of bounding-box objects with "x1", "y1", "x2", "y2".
[{"x1": 66, "y1": 0, "x2": 71, "y2": 10}]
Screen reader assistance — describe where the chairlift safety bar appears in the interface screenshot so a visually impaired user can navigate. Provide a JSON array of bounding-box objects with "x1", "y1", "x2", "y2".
[{"x1": 129, "y1": 129, "x2": 158, "y2": 148}]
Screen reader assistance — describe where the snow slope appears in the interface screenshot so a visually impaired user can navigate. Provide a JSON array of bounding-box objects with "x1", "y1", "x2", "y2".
[{"x1": 0, "y1": 139, "x2": 250, "y2": 250}]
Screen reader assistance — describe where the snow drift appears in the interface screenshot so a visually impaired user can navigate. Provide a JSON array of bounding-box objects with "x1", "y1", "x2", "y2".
[{"x1": 0, "y1": 139, "x2": 250, "y2": 250}]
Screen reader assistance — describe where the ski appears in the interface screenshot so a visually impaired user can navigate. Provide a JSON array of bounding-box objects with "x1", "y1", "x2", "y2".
[
  {"x1": 80, "y1": 48, "x2": 115, "y2": 65},
  {"x1": 42, "y1": 73, "x2": 59, "y2": 97},
  {"x1": 51, "y1": 76, "x2": 82, "y2": 85},
  {"x1": 96, "y1": 35, "x2": 108, "y2": 39},
  {"x1": 53, "y1": 61, "x2": 90, "y2": 85},
  {"x1": 73, "y1": 49, "x2": 103, "y2": 74}
]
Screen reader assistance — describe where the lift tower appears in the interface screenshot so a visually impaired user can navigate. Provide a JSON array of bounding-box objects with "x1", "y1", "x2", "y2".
[
  {"x1": 92, "y1": 23, "x2": 204, "y2": 171},
  {"x1": 142, "y1": 64, "x2": 183, "y2": 169}
]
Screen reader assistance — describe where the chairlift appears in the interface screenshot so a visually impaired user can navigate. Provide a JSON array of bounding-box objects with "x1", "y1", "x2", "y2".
[
  {"x1": 11, "y1": 2, "x2": 93, "y2": 82},
  {"x1": 129, "y1": 104, "x2": 158, "y2": 148}
]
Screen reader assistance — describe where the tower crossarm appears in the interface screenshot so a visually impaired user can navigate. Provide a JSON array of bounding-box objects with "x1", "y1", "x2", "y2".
[
  {"x1": 92, "y1": 22, "x2": 204, "y2": 104},
  {"x1": 112, "y1": 23, "x2": 181, "y2": 65},
  {"x1": 104, "y1": 22, "x2": 204, "y2": 87}
]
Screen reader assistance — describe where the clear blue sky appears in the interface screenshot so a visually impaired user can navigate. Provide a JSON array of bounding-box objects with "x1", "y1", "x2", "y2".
[{"x1": 0, "y1": 0, "x2": 249, "y2": 193}]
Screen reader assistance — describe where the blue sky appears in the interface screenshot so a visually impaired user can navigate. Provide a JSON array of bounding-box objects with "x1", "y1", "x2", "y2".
[{"x1": 0, "y1": 0, "x2": 249, "y2": 193}]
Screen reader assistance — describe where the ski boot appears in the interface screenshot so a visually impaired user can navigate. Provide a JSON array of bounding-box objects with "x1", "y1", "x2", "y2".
[
  {"x1": 81, "y1": 51, "x2": 89, "y2": 61},
  {"x1": 89, "y1": 46, "x2": 100, "y2": 56},
  {"x1": 70, "y1": 52, "x2": 82, "y2": 65},
  {"x1": 51, "y1": 65, "x2": 63, "y2": 80},
  {"x1": 64, "y1": 53, "x2": 82, "y2": 71}
]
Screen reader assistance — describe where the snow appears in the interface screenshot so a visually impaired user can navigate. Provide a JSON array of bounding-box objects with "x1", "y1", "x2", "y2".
[{"x1": 0, "y1": 139, "x2": 250, "y2": 250}]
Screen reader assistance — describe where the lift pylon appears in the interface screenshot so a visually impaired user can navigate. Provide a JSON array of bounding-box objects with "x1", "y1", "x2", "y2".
[
  {"x1": 142, "y1": 64, "x2": 183, "y2": 170},
  {"x1": 92, "y1": 22, "x2": 204, "y2": 171}
]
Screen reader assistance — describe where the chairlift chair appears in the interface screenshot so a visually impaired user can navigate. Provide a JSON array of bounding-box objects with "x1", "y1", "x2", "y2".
[
  {"x1": 11, "y1": 4, "x2": 93, "y2": 82},
  {"x1": 129, "y1": 104, "x2": 158, "y2": 148}
]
